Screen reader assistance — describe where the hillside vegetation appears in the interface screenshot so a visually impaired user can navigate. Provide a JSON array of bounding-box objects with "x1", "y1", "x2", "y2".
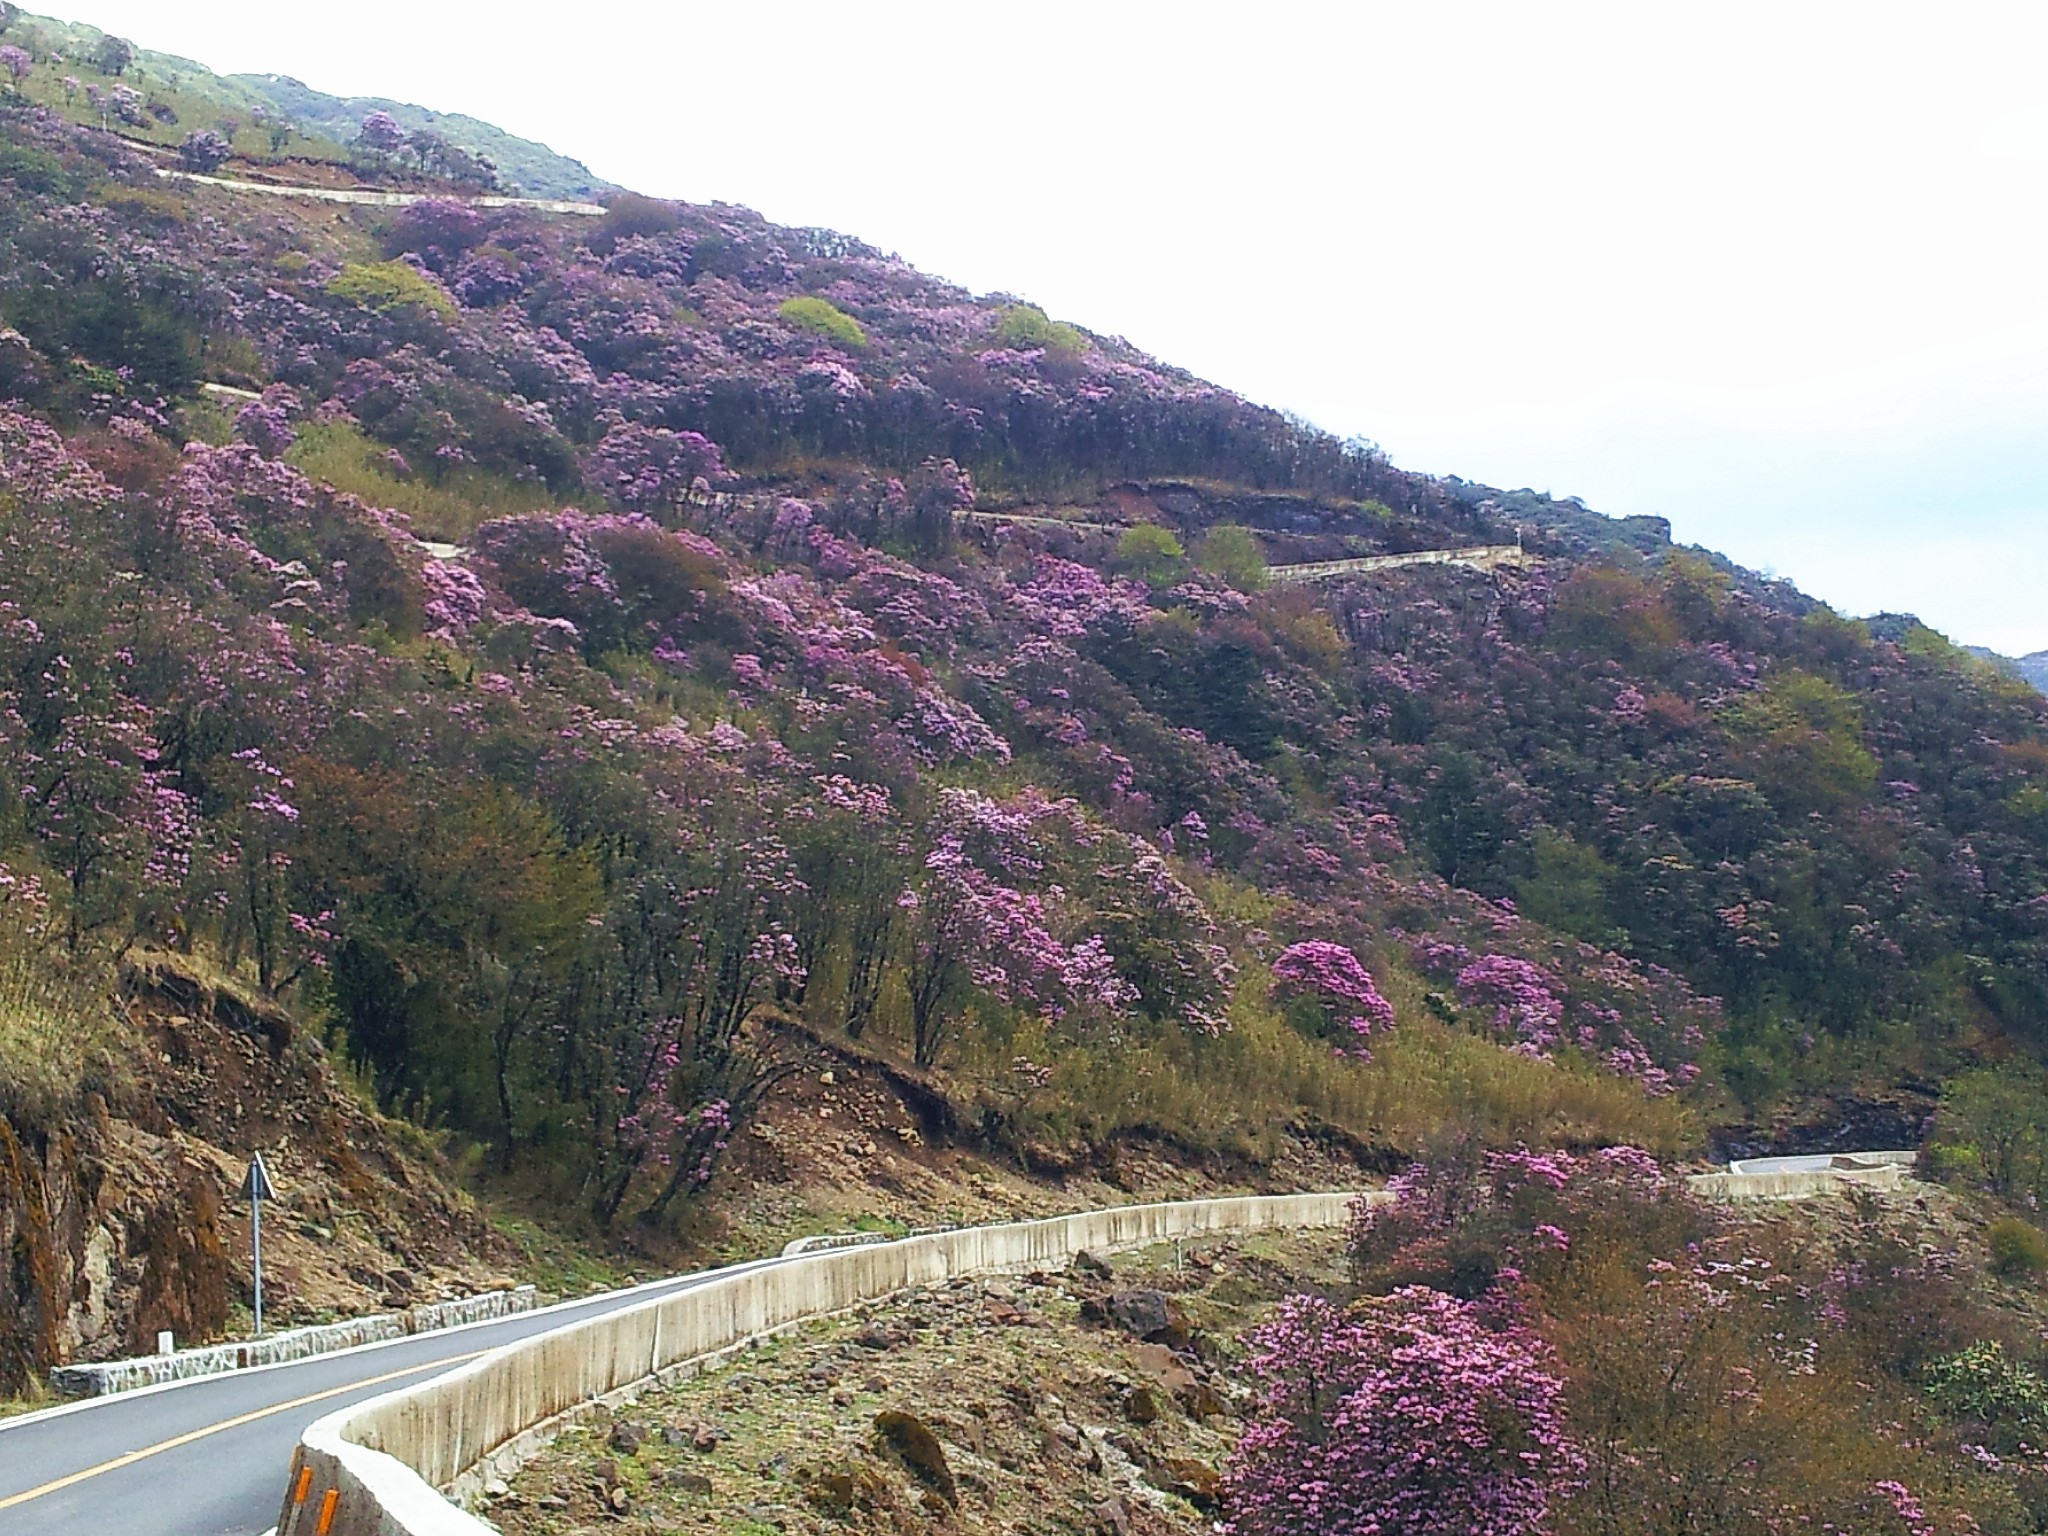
[
  {"x1": 0, "y1": 40, "x2": 2044, "y2": 1302},
  {"x1": 0, "y1": 7, "x2": 602, "y2": 195}
]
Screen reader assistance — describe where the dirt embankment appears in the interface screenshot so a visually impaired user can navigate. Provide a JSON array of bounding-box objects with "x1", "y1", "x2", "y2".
[
  {"x1": 491, "y1": 1229, "x2": 1346, "y2": 1536},
  {"x1": 0, "y1": 955, "x2": 518, "y2": 1392},
  {"x1": 692, "y1": 1020, "x2": 1375, "y2": 1265}
]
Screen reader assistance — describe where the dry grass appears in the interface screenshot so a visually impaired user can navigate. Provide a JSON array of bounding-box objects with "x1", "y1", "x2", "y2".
[
  {"x1": 286, "y1": 421, "x2": 559, "y2": 542},
  {"x1": 960, "y1": 991, "x2": 1693, "y2": 1169},
  {"x1": 0, "y1": 919, "x2": 128, "y2": 1128}
]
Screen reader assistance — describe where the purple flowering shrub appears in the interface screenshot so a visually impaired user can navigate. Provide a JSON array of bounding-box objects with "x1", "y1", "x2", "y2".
[
  {"x1": 1225, "y1": 1289, "x2": 1581, "y2": 1536},
  {"x1": 1318, "y1": 1144, "x2": 2017, "y2": 1534},
  {"x1": 1270, "y1": 939, "x2": 1395, "y2": 1055}
]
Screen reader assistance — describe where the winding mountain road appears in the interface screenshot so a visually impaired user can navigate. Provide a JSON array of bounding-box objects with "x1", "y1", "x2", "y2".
[
  {"x1": 0, "y1": 1155, "x2": 1916, "y2": 1535},
  {"x1": 0, "y1": 1259, "x2": 782, "y2": 1536}
]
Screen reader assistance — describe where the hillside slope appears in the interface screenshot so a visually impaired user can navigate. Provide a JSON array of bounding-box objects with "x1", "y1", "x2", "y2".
[
  {"x1": 0, "y1": 9, "x2": 607, "y2": 196},
  {"x1": 0, "y1": 44, "x2": 2043, "y2": 1315}
]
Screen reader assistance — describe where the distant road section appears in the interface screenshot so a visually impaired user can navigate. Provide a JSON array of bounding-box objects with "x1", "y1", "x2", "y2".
[
  {"x1": 1727, "y1": 1150, "x2": 1918, "y2": 1176},
  {"x1": 153, "y1": 167, "x2": 606, "y2": 215},
  {"x1": 1266, "y1": 544, "x2": 1539, "y2": 584}
]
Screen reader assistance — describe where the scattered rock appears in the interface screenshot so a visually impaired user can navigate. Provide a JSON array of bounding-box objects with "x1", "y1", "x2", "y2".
[
  {"x1": 1105, "y1": 1289, "x2": 1178, "y2": 1342},
  {"x1": 855, "y1": 1321, "x2": 906, "y2": 1351},
  {"x1": 1094, "y1": 1496, "x2": 1132, "y2": 1535},
  {"x1": 1147, "y1": 1456, "x2": 1222, "y2": 1509},
  {"x1": 803, "y1": 1462, "x2": 884, "y2": 1516},
  {"x1": 608, "y1": 1420, "x2": 648, "y2": 1455},
  {"x1": 1073, "y1": 1249, "x2": 1113, "y2": 1279},
  {"x1": 665, "y1": 1469, "x2": 713, "y2": 1495},
  {"x1": 605, "y1": 1483, "x2": 632, "y2": 1515},
  {"x1": 691, "y1": 1422, "x2": 724, "y2": 1452},
  {"x1": 1122, "y1": 1384, "x2": 1161, "y2": 1423},
  {"x1": 874, "y1": 1410, "x2": 958, "y2": 1507}
]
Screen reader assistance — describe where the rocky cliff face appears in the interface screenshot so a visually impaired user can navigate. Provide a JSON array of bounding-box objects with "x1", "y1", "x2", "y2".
[{"x1": 0, "y1": 957, "x2": 515, "y2": 1394}]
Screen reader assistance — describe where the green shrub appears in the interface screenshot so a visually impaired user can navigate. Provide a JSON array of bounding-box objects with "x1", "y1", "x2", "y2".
[
  {"x1": 1925, "y1": 1340, "x2": 2048, "y2": 1441},
  {"x1": 1113, "y1": 524, "x2": 1184, "y2": 587},
  {"x1": 326, "y1": 261, "x2": 455, "y2": 319},
  {"x1": 993, "y1": 303, "x2": 1088, "y2": 354},
  {"x1": 779, "y1": 295, "x2": 866, "y2": 349},
  {"x1": 1988, "y1": 1216, "x2": 2048, "y2": 1278},
  {"x1": 1193, "y1": 524, "x2": 1268, "y2": 591}
]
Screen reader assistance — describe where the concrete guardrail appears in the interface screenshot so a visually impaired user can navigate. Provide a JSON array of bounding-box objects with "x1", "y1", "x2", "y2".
[{"x1": 274, "y1": 1192, "x2": 1360, "y2": 1536}]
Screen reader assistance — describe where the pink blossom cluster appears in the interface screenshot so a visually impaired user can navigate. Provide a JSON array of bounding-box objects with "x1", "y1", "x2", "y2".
[
  {"x1": 1224, "y1": 1289, "x2": 1582, "y2": 1536},
  {"x1": 1270, "y1": 939, "x2": 1395, "y2": 1055}
]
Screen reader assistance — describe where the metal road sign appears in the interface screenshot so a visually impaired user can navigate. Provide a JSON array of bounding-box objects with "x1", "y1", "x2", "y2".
[
  {"x1": 244, "y1": 1153, "x2": 276, "y2": 1335},
  {"x1": 243, "y1": 1153, "x2": 277, "y2": 1204}
]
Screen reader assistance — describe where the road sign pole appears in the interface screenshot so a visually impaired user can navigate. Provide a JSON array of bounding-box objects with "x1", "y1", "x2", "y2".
[
  {"x1": 252, "y1": 1188, "x2": 263, "y2": 1336},
  {"x1": 244, "y1": 1153, "x2": 276, "y2": 1338}
]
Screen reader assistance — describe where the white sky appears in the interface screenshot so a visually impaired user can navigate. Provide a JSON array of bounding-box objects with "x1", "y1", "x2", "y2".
[{"x1": 48, "y1": 1, "x2": 2048, "y2": 655}]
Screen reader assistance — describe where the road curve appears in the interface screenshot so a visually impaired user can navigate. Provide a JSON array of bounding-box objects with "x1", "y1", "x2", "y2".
[{"x1": 0, "y1": 1258, "x2": 781, "y2": 1536}]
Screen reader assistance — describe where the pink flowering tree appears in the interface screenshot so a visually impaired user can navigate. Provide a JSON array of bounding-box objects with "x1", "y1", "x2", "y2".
[
  {"x1": 897, "y1": 788, "x2": 1147, "y2": 1066},
  {"x1": 1271, "y1": 939, "x2": 1395, "y2": 1056},
  {"x1": 355, "y1": 110, "x2": 407, "y2": 167},
  {"x1": 582, "y1": 420, "x2": 727, "y2": 519},
  {"x1": 1224, "y1": 1289, "x2": 1582, "y2": 1536},
  {"x1": 1457, "y1": 953, "x2": 1565, "y2": 1054},
  {"x1": 0, "y1": 44, "x2": 32, "y2": 94}
]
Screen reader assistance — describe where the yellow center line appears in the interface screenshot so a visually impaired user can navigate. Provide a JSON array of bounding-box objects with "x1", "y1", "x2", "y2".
[{"x1": 0, "y1": 1348, "x2": 489, "y2": 1510}]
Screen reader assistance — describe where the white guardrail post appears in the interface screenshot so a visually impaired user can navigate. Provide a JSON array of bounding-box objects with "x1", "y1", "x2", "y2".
[{"x1": 273, "y1": 1193, "x2": 1362, "y2": 1536}]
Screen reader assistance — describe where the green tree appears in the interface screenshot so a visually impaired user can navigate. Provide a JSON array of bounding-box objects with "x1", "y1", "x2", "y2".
[
  {"x1": 1194, "y1": 524, "x2": 1267, "y2": 591},
  {"x1": 1928, "y1": 1065, "x2": 2048, "y2": 1200},
  {"x1": 1113, "y1": 524, "x2": 1184, "y2": 588},
  {"x1": 1721, "y1": 671, "x2": 1878, "y2": 815},
  {"x1": 1513, "y1": 827, "x2": 1616, "y2": 943},
  {"x1": 992, "y1": 303, "x2": 1088, "y2": 353}
]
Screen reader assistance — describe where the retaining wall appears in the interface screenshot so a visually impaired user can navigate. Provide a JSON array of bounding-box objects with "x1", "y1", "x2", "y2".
[
  {"x1": 1688, "y1": 1164, "x2": 1906, "y2": 1200},
  {"x1": 50, "y1": 1286, "x2": 538, "y2": 1398},
  {"x1": 275, "y1": 1192, "x2": 1359, "y2": 1536}
]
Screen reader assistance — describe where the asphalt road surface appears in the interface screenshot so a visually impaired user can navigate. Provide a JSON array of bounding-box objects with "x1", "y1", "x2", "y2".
[{"x1": 0, "y1": 1258, "x2": 778, "y2": 1536}]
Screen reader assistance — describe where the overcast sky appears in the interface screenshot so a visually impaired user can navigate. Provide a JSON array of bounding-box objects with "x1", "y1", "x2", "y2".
[{"x1": 48, "y1": 1, "x2": 2048, "y2": 655}]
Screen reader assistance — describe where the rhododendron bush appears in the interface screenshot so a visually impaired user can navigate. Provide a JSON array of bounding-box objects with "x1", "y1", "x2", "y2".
[
  {"x1": 1289, "y1": 1148, "x2": 2027, "y2": 1535},
  {"x1": 1224, "y1": 1289, "x2": 1580, "y2": 1536},
  {"x1": 1269, "y1": 939, "x2": 1394, "y2": 1055}
]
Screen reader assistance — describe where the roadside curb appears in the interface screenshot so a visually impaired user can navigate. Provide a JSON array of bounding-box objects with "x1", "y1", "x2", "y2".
[{"x1": 49, "y1": 1287, "x2": 540, "y2": 1400}]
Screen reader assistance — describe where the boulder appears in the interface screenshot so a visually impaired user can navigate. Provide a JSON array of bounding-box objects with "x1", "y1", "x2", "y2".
[
  {"x1": 874, "y1": 1410, "x2": 957, "y2": 1507},
  {"x1": 608, "y1": 1420, "x2": 648, "y2": 1455},
  {"x1": 1105, "y1": 1289, "x2": 1180, "y2": 1342}
]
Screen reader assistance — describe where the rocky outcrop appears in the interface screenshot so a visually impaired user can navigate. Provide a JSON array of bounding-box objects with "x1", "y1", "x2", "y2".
[{"x1": 0, "y1": 955, "x2": 516, "y2": 1393}]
